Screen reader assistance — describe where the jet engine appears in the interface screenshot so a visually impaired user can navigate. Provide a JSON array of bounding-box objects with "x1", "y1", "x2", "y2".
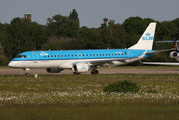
[
  {"x1": 170, "y1": 51, "x2": 179, "y2": 58},
  {"x1": 72, "y1": 63, "x2": 90, "y2": 73},
  {"x1": 46, "y1": 68, "x2": 63, "y2": 73}
]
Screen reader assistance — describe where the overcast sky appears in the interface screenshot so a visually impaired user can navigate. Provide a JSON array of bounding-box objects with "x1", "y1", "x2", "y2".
[{"x1": 0, "y1": 0, "x2": 179, "y2": 27}]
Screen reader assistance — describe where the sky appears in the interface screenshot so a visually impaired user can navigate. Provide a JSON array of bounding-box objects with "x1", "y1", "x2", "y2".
[{"x1": 0, "y1": 0, "x2": 179, "y2": 27}]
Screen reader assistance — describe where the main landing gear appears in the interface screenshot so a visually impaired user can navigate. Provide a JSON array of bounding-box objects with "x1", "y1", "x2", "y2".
[
  {"x1": 91, "y1": 69, "x2": 99, "y2": 74},
  {"x1": 23, "y1": 68, "x2": 30, "y2": 75}
]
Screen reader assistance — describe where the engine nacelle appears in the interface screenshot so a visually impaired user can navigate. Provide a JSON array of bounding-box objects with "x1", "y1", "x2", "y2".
[
  {"x1": 72, "y1": 63, "x2": 90, "y2": 73},
  {"x1": 170, "y1": 51, "x2": 179, "y2": 58},
  {"x1": 46, "y1": 68, "x2": 63, "y2": 73}
]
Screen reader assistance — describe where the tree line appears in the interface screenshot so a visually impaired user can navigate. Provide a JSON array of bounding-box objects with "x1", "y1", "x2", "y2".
[{"x1": 0, "y1": 9, "x2": 179, "y2": 66}]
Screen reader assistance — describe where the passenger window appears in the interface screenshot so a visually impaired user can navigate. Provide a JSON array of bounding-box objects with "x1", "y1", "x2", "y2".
[
  {"x1": 58, "y1": 55, "x2": 60, "y2": 57},
  {"x1": 68, "y1": 55, "x2": 70, "y2": 57}
]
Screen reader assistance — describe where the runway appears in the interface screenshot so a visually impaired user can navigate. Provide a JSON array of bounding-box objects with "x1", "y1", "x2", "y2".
[{"x1": 1, "y1": 68, "x2": 179, "y2": 75}]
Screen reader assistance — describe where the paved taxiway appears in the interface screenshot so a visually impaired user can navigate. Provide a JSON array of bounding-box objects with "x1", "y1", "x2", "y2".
[{"x1": 0, "y1": 68, "x2": 179, "y2": 75}]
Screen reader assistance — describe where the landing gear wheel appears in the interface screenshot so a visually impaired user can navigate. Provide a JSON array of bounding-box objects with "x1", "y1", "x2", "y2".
[
  {"x1": 24, "y1": 68, "x2": 30, "y2": 75},
  {"x1": 25, "y1": 73, "x2": 29, "y2": 75},
  {"x1": 73, "y1": 72, "x2": 81, "y2": 74},
  {"x1": 91, "y1": 70, "x2": 99, "y2": 74}
]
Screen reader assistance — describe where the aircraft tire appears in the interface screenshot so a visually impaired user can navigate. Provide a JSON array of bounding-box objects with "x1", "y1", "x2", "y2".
[
  {"x1": 91, "y1": 70, "x2": 99, "y2": 74},
  {"x1": 73, "y1": 72, "x2": 81, "y2": 74}
]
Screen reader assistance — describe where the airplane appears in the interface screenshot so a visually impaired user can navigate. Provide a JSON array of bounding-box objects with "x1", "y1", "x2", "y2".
[
  {"x1": 8, "y1": 22, "x2": 173, "y2": 75},
  {"x1": 143, "y1": 39, "x2": 179, "y2": 65}
]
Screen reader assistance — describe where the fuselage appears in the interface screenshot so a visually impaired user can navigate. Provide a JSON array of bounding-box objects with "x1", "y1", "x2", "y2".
[{"x1": 8, "y1": 49, "x2": 154, "y2": 69}]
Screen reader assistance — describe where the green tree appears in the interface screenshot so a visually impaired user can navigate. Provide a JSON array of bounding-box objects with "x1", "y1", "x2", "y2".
[
  {"x1": 94, "y1": 18, "x2": 129, "y2": 49},
  {"x1": 77, "y1": 27, "x2": 96, "y2": 49},
  {"x1": 46, "y1": 11, "x2": 79, "y2": 38},
  {"x1": 68, "y1": 9, "x2": 80, "y2": 26},
  {"x1": 157, "y1": 21, "x2": 178, "y2": 40},
  {"x1": 0, "y1": 22, "x2": 3, "y2": 31},
  {"x1": 123, "y1": 16, "x2": 147, "y2": 35},
  {"x1": 172, "y1": 18, "x2": 179, "y2": 39},
  {"x1": 0, "y1": 17, "x2": 48, "y2": 60}
]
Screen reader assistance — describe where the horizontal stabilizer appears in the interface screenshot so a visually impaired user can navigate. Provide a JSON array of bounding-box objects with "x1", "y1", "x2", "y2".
[
  {"x1": 146, "y1": 48, "x2": 174, "y2": 54},
  {"x1": 155, "y1": 40, "x2": 179, "y2": 43}
]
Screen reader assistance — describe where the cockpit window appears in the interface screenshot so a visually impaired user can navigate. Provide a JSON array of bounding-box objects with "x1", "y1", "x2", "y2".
[{"x1": 16, "y1": 55, "x2": 26, "y2": 58}]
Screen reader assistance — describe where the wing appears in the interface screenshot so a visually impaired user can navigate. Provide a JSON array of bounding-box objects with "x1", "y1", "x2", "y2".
[
  {"x1": 143, "y1": 62, "x2": 179, "y2": 66},
  {"x1": 78, "y1": 58, "x2": 135, "y2": 66}
]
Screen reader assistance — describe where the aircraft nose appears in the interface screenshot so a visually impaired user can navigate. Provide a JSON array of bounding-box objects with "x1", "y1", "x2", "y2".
[{"x1": 8, "y1": 61, "x2": 17, "y2": 67}]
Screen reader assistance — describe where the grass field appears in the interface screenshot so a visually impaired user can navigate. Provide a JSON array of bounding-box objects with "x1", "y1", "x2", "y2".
[{"x1": 0, "y1": 74, "x2": 179, "y2": 119}]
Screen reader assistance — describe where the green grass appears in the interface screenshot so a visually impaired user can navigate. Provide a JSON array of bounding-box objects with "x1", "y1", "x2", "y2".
[
  {"x1": 0, "y1": 74, "x2": 179, "y2": 119},
  {"x1": 0, "y1": 66, "x2": 12, "y2": 69}
]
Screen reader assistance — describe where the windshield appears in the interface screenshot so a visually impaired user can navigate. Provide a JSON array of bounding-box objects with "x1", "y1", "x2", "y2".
[{"x1": 16, "y1": 55, "x2": 26, "y2": 58}]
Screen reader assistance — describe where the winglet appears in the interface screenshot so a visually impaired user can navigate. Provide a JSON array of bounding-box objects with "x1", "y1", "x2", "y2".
[{"x1": 128, "y1": 22, "x2": 156, "y2": 50}]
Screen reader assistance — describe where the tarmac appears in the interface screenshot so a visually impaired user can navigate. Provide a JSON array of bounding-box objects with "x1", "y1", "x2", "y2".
[{"x1": 0, "y1": 68, "x2": 179, "y2": 75}]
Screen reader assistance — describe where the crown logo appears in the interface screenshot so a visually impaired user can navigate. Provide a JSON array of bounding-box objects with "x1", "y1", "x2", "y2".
[
  {"x1": 81, "y1": 66, "x2": 86, "y2": 69},
  {"x1": 145, "y1": 32, "x2": 151, "y2": 36}
]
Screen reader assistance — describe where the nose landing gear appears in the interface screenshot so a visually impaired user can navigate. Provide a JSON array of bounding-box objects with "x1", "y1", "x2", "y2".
[{"x1": 23, "y1": 68, "x2": 30, "y2": 75}]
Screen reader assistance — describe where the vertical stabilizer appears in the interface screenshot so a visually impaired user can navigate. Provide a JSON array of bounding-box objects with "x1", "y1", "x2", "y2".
[{"x1": 128, "y1": 22, "x2": 156, "y2": 50}]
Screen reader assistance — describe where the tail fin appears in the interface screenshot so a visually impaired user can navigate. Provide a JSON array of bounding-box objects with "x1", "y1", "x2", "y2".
[
  {"x1": 173, "y1": 39, "x2": 179, "y2": 52},
  {"x1": 128, "y1": 22, "x2": 156, "y2": 50}
]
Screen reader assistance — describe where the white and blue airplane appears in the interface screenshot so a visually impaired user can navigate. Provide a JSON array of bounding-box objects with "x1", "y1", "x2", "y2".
[{"x1": 8, "y1": 22, "x2": 172, "y2": 75}]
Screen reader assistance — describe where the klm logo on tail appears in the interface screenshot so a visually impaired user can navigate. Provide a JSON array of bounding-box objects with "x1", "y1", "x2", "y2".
[{"x1": 142, "y1": 32, "x2": 153, "y2": 40}]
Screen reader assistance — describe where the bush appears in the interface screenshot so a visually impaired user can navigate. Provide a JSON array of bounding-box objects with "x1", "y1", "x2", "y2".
[{"x1": 103, "y1": 80, "x2": 139, "y2": 93}]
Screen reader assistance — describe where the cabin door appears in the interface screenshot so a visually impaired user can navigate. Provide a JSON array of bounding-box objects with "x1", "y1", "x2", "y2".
[
  {"x1": 32, "y1": 52, "x2": 38, "y2": 63},
  {"x1": 128, "y1": 50, "x2": 133, "y2": 59}
]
